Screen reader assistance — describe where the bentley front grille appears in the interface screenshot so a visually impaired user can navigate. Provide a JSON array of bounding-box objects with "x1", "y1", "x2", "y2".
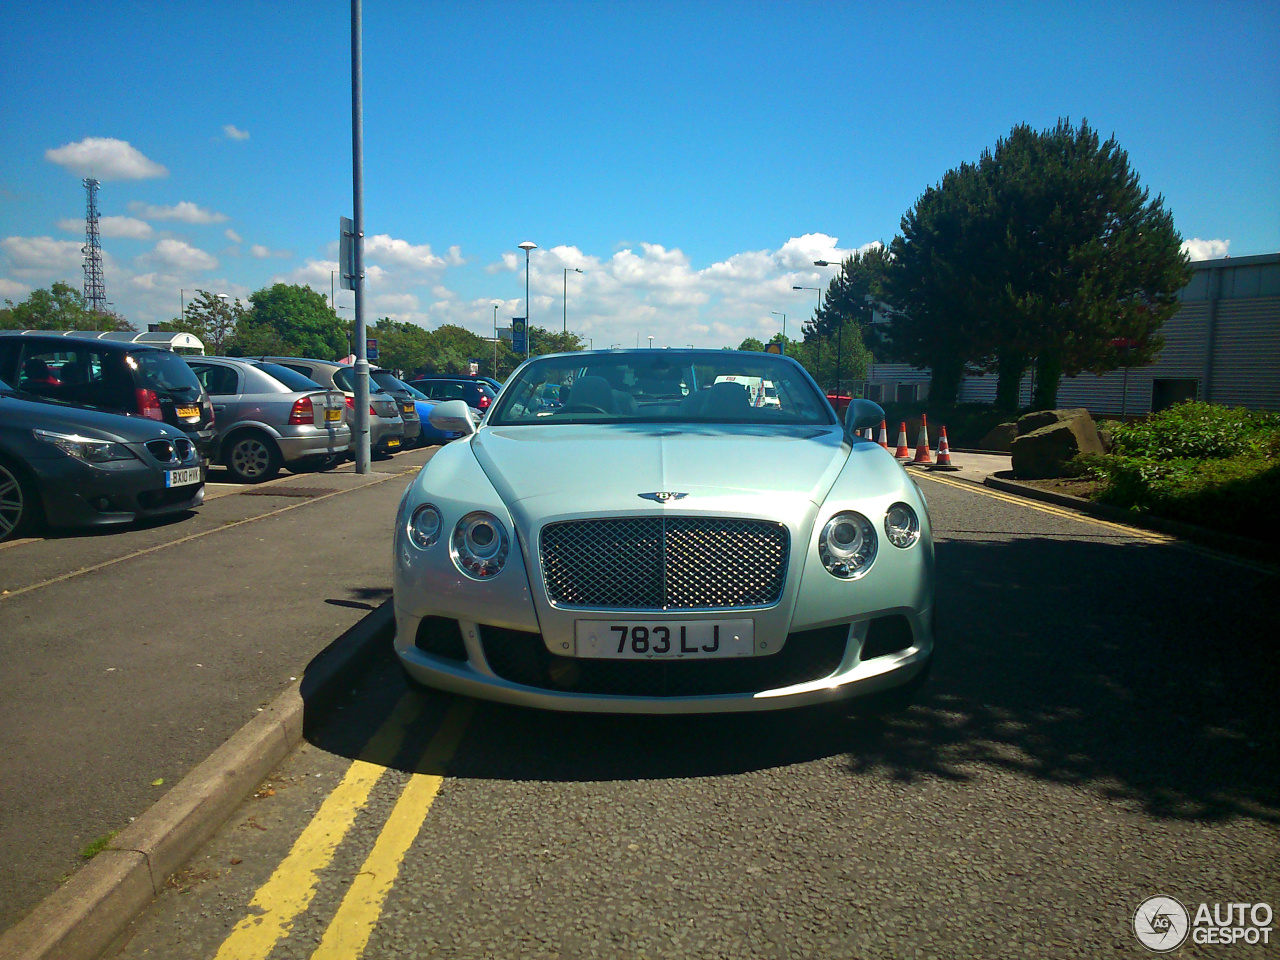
[{"x1": 539, "y1": 516, "x2": 789, "y2": 609}]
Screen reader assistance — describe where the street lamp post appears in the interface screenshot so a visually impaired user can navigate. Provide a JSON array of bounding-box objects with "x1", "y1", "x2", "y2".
[
  {"x1": 563, "y1": 267, "x2": 582, "y2": 334},
  {"x1": 793, "y1": 284, "x2": 822, "y2": 378},
  {"x1": 647, "y1": 336, "x2": 654, "y2": 349},
  {"x1": 771, "y1": 311, "x2": 786, "y2": 345},
  {"x1": 518, "y1": 242, "x2": 537, "y2": 359},
  {"x1": 813, "y1": 260, "x2": 846, "y2": 396},
  {"x1": 493, "y1": 303, "x2": 499, "y2": 375}
]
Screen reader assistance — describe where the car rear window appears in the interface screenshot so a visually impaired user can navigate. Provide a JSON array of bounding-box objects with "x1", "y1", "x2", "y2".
[
  {"x1": 333, "y1": 367, "x2": 387, "y2": 393},
  {"x1": 371, "y1": 370, "x2": 412, "y2": 393},
  {"x1": 130, "y1": 350, "x2": 202, "y2": 398},
  {"x1": 254, "y1": 362, "x2": 324, "y2": 391}
]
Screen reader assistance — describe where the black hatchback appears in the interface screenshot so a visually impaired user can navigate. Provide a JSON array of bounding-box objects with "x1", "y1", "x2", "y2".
[{"x1": 0, "y1": 332, "x2": 215, "y2": 456}]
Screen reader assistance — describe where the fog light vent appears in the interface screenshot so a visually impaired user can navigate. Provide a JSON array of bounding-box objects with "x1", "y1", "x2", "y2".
[
  {"x1": 414, "y1": 617, "x2": 467, "y2": 661},
  {"x1": 861, "y1": 615, "x2": 915, "y2": 661}
]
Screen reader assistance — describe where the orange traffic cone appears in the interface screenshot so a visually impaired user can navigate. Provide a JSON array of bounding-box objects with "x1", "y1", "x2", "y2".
[
  {"x1": 894, "y1": 422, "x2": 911, "y2": 459},
  {"x1": 912, "y1": 414, "x2": 933, "y2": 464},
  {"x1": 877, "y1": 419, "x2": 890, "y2": 449},
  {"x1": 930, "y1": 426, "x2": 960, "y2": 471}
]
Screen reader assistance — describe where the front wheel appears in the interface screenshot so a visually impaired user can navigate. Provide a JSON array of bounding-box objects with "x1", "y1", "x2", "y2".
[
  {"x1": 225, "y1": 432, "x2": 282, "y2": 483},
  {"x1": 0, "y1": 457, "x2": 40, "y2": 542}
]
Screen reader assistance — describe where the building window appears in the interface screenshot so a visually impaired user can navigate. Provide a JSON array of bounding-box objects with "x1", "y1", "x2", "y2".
[
  {"x1": 895, "y1": 383, "x2": 919, "y2": 404},
  {"x1": 865, "y1": 383, "x2": 885, "y2": 403},
  {"x1": 1151, "y1": 378, "x2": 1199, "y2": 412}
]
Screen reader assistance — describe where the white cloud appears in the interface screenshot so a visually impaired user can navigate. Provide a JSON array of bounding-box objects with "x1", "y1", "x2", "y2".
[
  {"x1": 45, "y1": 137, "x2": 168, "y2": 180},
  {"x1": 128, "y1": 201, "x2": 228, "y2": 224},
  {"x1": 1182, "y1": 237, "x2": 1230, "y2": 260},
  {"x1": 223, "y1": 124, "x2": 250, "y2": 141},
  {"x1": 486, "y1": 251, "x2": 519, "y2": 274},
  {"x1": 250, "y1": 244, "x2": 291, "y2": 259},
  {"x1": 0, "y1": 277, "x2": 32, "y2": 300},
  {"x1": 225, "y1": 228, "x2": 242, "y2": 244},
  {"x1": 148, "y1": 238, "x2": 218, "y2": 272},
  {"x1": 364, "y1": 235, "x2": 448, "y2": 272},
  {"x1": 0, "y1": 236, "x2": 86, "y2": 278},
  {"x1": 56, "y1": 215, "x2": 154, "y2": 239}
]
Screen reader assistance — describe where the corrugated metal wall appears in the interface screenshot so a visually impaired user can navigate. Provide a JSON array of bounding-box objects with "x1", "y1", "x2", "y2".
[{"x1": 1209, "y1": 298, "x2": 1280, "y2": 410}]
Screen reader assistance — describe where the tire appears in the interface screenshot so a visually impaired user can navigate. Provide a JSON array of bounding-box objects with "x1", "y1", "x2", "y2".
[
  {"x1": 224, "y1": 431, "x2": 282, "y2": 483},
  {"x1": 0, "y1": 456, "x2": 40, "y2": 542}
]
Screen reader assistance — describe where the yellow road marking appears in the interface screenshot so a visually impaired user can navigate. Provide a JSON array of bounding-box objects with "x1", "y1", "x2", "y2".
[
  {"x1": 0, "y1": 470, "x2": 413, "y2": 602},
  {"x1": 309, "y1": 699, "x2": 475, "y2": 960},
  {"x1": 212, "y1": 693, "x2": 425, "y2": 960},
  {"x1": 914, "y1": 470, "x2": 1175, "y2": 541}
]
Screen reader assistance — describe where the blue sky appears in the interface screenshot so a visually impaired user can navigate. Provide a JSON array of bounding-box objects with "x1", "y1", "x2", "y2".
[{"x1": 1, "y1": 1, "x2": 1276, "y2": 349}]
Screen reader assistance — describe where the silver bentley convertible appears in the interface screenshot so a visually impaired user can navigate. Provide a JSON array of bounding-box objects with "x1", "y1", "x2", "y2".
[{"x1": 392, "y1": 349, "x2": 934, "y2": 713}]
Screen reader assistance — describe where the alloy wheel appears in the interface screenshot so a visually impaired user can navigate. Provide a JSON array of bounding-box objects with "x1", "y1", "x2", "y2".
[
  {"x1": 229, "y1": 437, "x2": 274, "y2": 481},
  {"x1": 0, "y1": 463, "x2": 26, "y2": 541}
]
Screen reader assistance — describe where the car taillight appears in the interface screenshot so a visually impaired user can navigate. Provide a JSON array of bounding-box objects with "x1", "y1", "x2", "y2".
[
  {"x1": 136, "y1": 388, "x2": 163, "y2": 421},
  {"x1": 345, "y1": 396, "x2": 355, "y2": 410},
  {"x1": 289, "y1": 396, "x2": 314, "y2": 425},
  {"x1": 478, "y1": 395, "x2": 491, "y2": 410}
]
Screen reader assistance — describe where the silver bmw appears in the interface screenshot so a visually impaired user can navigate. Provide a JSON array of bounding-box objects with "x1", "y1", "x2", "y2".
[{"x1": 393, "y1": 349, "x2": 934, "y2": 713}]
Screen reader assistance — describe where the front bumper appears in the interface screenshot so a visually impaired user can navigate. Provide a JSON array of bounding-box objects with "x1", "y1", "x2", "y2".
[
  {"x1": 395, "y1": 607, "x2": 933, "y2": 714},
  {"x1": 35, "y1": 456, "x2": 204, "y2": 530}
]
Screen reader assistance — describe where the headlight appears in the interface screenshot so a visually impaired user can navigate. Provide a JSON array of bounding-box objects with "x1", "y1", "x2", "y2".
[
  {"x1": 884, "y1": 502, "x2": 921, "y2": 548},
  {"x1": 408, "y1": 503, "x2": 443, "y2": 549},
  {"x1": 819, "y1": 511, "x2": 877, "y2": 579},
  {"x1": 450, "y1": 511, "x2": 510, "y2": 579},
  {"x1": 33, "y1": 429, "x2": 136, "y2": 464}
]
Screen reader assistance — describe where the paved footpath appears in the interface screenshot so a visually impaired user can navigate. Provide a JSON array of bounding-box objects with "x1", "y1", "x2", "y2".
[
  {"x1": 106, "y1": 468, "x2": 1280, "y2": 960},
  {"x1": 0, "y1": 447, "x2": 434, "y2": 931}
]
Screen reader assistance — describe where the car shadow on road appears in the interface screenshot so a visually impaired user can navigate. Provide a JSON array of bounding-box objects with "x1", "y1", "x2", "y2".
[{"x1": 309, "y1": 536, "x2": 1279, "y2": 826}]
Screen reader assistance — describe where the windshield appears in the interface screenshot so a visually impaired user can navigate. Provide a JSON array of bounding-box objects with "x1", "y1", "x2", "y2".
[
  {"x1": 254, "y1": 362, "x2": 324, "y2": 391},
  {"x1": 401, "y1": 382, "x2": 430, "y2": 401},
  {"x1": 489, "y1": 350, "x2": 833, "y2": 427}
]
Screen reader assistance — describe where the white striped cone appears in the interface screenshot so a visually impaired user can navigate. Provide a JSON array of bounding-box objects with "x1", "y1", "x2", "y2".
[
  {"x1": 912, "y1": 415, "x2": 933, "y2": 464},
  {"x1": 877, "y1": 419, "x2": 889, "y2": 449},
  {"x1": 894, "y1": 422, "x2": 911, "y2": 459}
]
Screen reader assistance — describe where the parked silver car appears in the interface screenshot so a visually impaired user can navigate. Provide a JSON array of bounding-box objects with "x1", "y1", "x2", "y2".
[
  {"x1": 262, "y1": 358, "x2": 407, "y2": 456},
  {"x1": 186, "y1": 357, "x2": 349, "y2": 483}
]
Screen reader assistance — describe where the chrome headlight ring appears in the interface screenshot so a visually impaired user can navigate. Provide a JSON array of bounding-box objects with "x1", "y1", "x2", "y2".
[
  {"x1": 819, "y1": 510, "x2": 877, "y2": 579},
  {"x1": 884, "y1": 502, "x2": 921, "y2": 549},
  {"x1": 450, "y1": 511, "x2": 510, "y2": 580},
  {"x1": 408, "y1": 503, "x2": 443, "y2": 549}
]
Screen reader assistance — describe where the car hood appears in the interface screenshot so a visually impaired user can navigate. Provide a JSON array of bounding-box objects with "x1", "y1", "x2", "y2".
[
  {"x1": 0, "y1": 393, "x2": 181, "y2": 443},
  {"x1": 471, "y1": 423, "x2": 849, "y2": 517}
]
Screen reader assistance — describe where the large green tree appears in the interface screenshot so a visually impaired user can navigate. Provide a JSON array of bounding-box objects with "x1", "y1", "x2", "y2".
[
  {"x1": 0, "y1": 282, "x2": 133, "y2": 332},
  {"x1": 882, "y1": 119, "x2": 1191, "y2": 409},
  {"x1": 227, "y1": 283, "x2": 347, "y2": 360},
  {"x1": 809, "y1": 245, "x2": 892, "y2": 360}
]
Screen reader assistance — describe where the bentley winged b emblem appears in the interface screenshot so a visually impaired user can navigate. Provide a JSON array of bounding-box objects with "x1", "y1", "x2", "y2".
[{"x1": 638, "y1": 491, "x2": 688, "y2": 503}]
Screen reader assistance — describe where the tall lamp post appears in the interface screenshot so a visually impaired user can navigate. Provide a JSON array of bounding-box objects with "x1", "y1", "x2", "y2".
[
  {"x1": 563, "y1": 267, "x2": 582, "y2": 334},
  {"x1": 493, "y1": 303, "x2": 499, "y2": 375},
  {"x1": 770, "y1": 311, "x2": 786, "y2": 346},
  {"x1": 793, "y1": 284, "x2": 822, "y2": 378},
  {"x1": 647, "y1": 336, "x2": 654, "y2": 349},
  {"x1": 813, "y1": 260, "x2": 845, "y2": 397},
  {"x1": 518, "y1": 241, "x2": 536, "y2": 359}
]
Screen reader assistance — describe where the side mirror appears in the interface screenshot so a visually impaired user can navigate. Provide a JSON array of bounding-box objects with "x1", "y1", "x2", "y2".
[
  {"x1": 844, "y1": 399, "x2": 885, "y2": 437},
  {"x1": 428, "y1": 399, "x2": 477, "y2": 436}
]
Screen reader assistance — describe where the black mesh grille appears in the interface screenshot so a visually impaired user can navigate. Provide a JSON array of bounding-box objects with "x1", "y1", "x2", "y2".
[
  {"x1": 146, "y1": 439, "x2": 177, "y2": 462},
  {"x1": 480, "y1": 624, "x2": 847, "y2": 697},
  {"x1": 540, "y1": 517, "x2": 789, "y2": 610}
]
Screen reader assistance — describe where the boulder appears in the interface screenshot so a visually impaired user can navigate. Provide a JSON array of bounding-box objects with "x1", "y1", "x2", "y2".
[
  {"x1": 978, "y1": 422, "x2": 1017, "y2": 452},
  {"x1": 1010, "y1": 412, "x2": 1105, "y2": 479},
  {"x1": 1016, "y1": 408, "x2": 1092, "y2": 436}
]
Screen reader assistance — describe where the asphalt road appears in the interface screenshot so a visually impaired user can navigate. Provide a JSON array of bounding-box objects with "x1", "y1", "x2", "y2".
[
  {"x1": 0, "y1": 447, "x2": 437, "y2": 931},
  {"x1": 106, "y1": 472, "x2": 1280, "y2": 959}
]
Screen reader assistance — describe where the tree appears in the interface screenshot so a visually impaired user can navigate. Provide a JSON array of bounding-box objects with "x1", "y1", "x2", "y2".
[
  {"x1": 530, "y1": 327, "x2": 585, "y2": 358},
  {"x1": 737, "y1": 336, "x2": 765, "y2": 352},
  {"x1": 792, "y1": 320, "x2": 872, "y2": 394},
  {"x1": 810, "y1": 246, "x2": 892, "y2": 360},
  {"x1": 227, "y1": 284, "x2": 347, "y2": 360},
  {"x1": 0, "y1": 282, "x2": 134, "y2": 332},
  {"x1": 882, "y1": 119, "x2": 1191, "y2": 410},
  {"x1": 159, "y1": 289, "x2": 244, "y2": 355}
]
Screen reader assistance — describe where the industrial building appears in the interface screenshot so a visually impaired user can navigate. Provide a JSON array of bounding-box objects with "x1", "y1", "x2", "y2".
[{"x1": 863, "y1": 253, "x2": 1280, "y2": 414}]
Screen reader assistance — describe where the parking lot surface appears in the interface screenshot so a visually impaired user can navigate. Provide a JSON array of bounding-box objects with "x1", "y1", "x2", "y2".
[
  {"x1": 0, "y1": 447, "x2": 436, "y2": 930},
  {"x1": 105, "y1": 472, "x2": 1280, "y2": 959}
]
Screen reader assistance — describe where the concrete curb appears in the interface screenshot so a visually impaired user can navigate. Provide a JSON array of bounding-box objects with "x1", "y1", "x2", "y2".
[
  {"x1": 0, "y1": 599, "x2": 395, "y2": 960},
  {"x1": 983, "y1": 475, "x2": 1277, "y2": 567}
]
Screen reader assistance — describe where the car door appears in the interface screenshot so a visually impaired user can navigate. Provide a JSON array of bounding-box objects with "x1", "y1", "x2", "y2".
[{"x1": 188, "y1": 362, "x2": 244, "y2": 438}]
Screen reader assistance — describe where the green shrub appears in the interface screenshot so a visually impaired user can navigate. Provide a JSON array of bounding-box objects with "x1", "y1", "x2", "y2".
[{"x1": 1108, "y1": 401, "x2": 1280, "y2": 460}]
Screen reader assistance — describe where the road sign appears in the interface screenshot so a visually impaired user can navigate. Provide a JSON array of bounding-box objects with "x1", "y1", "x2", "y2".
[
  {"x1": 765, "y1": 341, "x2": 784, "y2": 355},
  {"x1": 512, "y1": 317, "x2": 527, "y2": 354},
  {"x1": 339, "y1": 217, "x2": 356, "y2": 290},
  {"x1": 367, "y1": 338, "x2": 378, "y2": 361}
]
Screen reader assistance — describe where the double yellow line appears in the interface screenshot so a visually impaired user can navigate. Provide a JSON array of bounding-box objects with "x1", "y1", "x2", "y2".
[{"x1": 213, "y1": 695, "x2": 474, "y2": 960}]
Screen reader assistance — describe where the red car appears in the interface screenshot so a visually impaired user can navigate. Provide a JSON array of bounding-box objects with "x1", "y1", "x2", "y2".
[{"x1": 826, "y1": 392, "x2": 853, "y2": 415}]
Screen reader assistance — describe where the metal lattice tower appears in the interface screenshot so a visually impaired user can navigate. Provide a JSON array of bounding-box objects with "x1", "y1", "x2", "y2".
[{"x1": 81, "y1": 178, "x2": 107, "y2": 313}]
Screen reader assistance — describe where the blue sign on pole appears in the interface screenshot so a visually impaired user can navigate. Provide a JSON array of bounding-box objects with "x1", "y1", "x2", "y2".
[
  {"x1": 511, "y1": 317, "x2": 527, "y2": 354},
  {"x1": 366, "y1": 338, "x2": 378, "y2": 361}
]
